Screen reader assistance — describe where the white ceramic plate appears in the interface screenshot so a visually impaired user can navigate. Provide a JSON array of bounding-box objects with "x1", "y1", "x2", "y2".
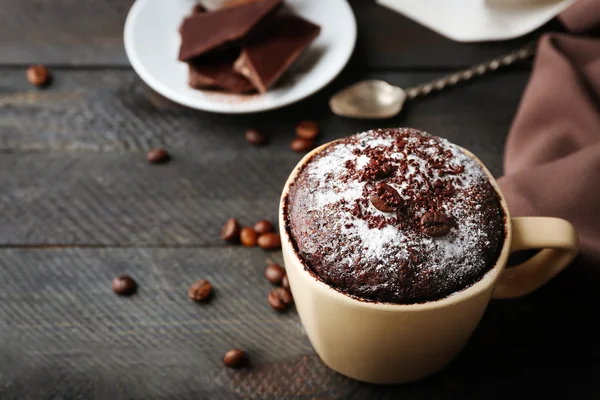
[
  {"x1": 377, "y1": 0, "x2": 574, "y2": 42},
  {"x1": 124, "y1": 0, "x2": 357, "y2": 113}
]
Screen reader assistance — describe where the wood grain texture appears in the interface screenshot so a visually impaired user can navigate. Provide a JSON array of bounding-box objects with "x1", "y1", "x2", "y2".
[
  {"x1": 0, "y1": 1, "x2": 588, "y2": 399},
  {"x1": 0, "y1": 0, "x2": 133, "y2": 67},
  {"x1": 0, "y1": 68, "x2": 527, "y2": 159},
  {"x1": 0, "y1": 67, "x2": 527, "y2": 155},
  {"x1": 0, "y1": 151, "x2": 292, "y2": 246},
  {"x1": 0, "y1": 248, "x2": 597, "y2": 399},
  {"x1": 0, "y1": 68, "x2": 527, "y2": 245},
  {"x1": 0, "y1": 0, "x2": 558, "y2": 68}
]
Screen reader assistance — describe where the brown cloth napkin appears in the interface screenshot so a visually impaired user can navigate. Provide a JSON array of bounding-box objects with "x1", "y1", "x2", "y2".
[{"x1": 497, "y1": 0, "x2": 600, "y2": 263}]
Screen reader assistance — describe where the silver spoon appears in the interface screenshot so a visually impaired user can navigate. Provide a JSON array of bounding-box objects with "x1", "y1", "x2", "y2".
[{"x1": 330, "y1": 45, "x2": 535, "y2": 119}]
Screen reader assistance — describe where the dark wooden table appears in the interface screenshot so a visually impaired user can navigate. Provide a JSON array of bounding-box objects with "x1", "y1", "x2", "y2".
[{"x1": 1, "y1": 1, "x2": 598, "y2": 399}]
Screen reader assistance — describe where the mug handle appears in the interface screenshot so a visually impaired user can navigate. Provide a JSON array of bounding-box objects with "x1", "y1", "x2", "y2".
[{"x1": 492, "y1": 217, "x2": 579, "y2": 299}]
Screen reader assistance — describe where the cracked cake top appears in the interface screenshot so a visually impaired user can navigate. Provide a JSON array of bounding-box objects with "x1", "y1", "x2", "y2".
[{"x1": 284, "y1": 128, "x2": 505, "y2": 304}]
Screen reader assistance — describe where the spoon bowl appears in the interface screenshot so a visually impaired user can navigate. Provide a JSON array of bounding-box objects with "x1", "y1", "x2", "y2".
[
  {"x1": 329, "y1": 45, "x2": 535, "y2": 119},
  {"x1": 329, "y1": 79, "x2": 406, "y2": 119}
]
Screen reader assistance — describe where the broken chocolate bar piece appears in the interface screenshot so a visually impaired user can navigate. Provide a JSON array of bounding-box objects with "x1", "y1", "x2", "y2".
[
  {"x1": 179, "y1": 3, "x2": 206, "y2": 33},
  {"x1": 188, "y1": 52, "x2": 255, "y2": 93},
  {"x1": 184, "y1": 4, "x2": 253, "y2": 93},
  {"x1": 178, "y1": 0, "x2": 282, "y2": 62},
  {"x1": 233, "y1": 14, "x2": 320, "y2": 93}
]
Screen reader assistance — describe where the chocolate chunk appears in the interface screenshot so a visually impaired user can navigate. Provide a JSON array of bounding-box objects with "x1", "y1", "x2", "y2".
[
  {"x1": 180, "y1": 3, "x2": 206, "y2": 33},
  {"x1": 362, "y1": 158, "x2": 392, "y2": 181},
  {"x1": 178, "y1": 0, "x2": 282, "y2": 62},
  {"x1": 233, "y1": 15, "x2": 320, "y2": 93},
  {"x1": 420, "y1": 212, "x2": 451, "y2": 237},
  {"x1": 370, "y1": 183, "x2": 403, "y2": 212},
  {"x1": 188, "y1": 52, "x2": 255, "y2": 93},
  {"x1": 375, "y1": 163, "x2": 392, "y2": 179}
]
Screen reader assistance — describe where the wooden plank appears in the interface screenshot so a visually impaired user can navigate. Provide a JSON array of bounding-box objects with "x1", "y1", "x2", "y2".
[
  {"x1": 0, "y1": 68, "x2": 528, "y2": 245},
  {"x1": 0, "y1": 247, "x2": 597, "y2": 399},
  {"x1": 0, "y1": 0, "x2": 134, "y2": 66},
  {"x1": 0, "y1": 0, "x2": 554, "y2": 68},
  {"x1": 0, "y1": 67, "x2": 527, "y2": 158},
  {"x1": 0, "y1": 150, "x2": 293, "y2": 246}
]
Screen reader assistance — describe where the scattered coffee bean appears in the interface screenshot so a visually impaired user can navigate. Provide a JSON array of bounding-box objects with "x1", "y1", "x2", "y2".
[
  {"x1": 296, "y1": 120, "x2": 319, "y2": 140},
  {"x1": 291, "y1": 138, "x2": 315, "y2": 153},
  {"x1": 265, "y1": 264, "x2": 285, "y2": 285},
  {"x1": 223, "y1": 349, "x2": 246, "y2": 368},
  {"x1": 245, "y1": 129, "x2": 267, "y2": 145},
  {"x1": 281, "y1": 275, "x2": 290, "y2": 290},
  {"x1": 240, "y1": 227, "x2": 258, "y2": 247},
  {"x1": 147, "y1": 148, "x2": 170, "y2": 164},
  {"x1": 268, "y1": 288, "x2": 293, "y2": 311},
  {"x1": 188, "y1": 279, "x2": 213, "y2": 302},
  {"x1": 26, "y1": 65, "x2": 50, "y2": 87},
  {"x1": 254, "y1": 220, "x2": 274, "y2": 235},
  {"x1": 221, "y1": 218, "x2": 241, "y2": 242},
  {"x1": 257, "y1": 232, "x2": 281, "y2": 250},
  {"x1": 370, "y1": 182, "x2": 403, "y2": 213},
  {"x1": 112, "y1": 275, "x2": 137, "y2": 296},
  {"x1": 421, "y1": 212, "x2": 451, "y2": 237}
]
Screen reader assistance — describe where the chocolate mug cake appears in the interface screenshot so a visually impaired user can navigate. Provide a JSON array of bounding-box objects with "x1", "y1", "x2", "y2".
[{"x1": 284, "y1": 128, "x2": 505, "y2": 304}]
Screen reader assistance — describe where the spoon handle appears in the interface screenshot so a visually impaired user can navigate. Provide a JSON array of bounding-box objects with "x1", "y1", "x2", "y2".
[{"x1": 405, "y1": 44, "x2": 536, "y2": 100}]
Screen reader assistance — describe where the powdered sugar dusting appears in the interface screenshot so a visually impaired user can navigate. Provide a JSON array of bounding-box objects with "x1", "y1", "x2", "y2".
[{"x1": 286, "y1": 128, "x2": 505, "y2": 304}]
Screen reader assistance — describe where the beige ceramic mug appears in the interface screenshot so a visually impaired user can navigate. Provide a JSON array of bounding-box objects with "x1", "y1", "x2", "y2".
[{"x1": 278, "y1": 142, "x2": 578, "y2": 385}]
